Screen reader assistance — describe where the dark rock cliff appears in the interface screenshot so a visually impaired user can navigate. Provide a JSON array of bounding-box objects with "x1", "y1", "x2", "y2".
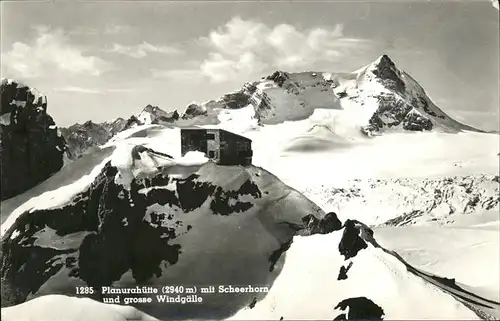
[{"x1": 0, "y1": 79, "x2": 66, "y2": 200}]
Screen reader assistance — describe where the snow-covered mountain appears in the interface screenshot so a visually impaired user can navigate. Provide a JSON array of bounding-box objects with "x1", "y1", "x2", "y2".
[
  {"x1": 59, "y1": 105, "x2": 178, "y2": 160},
  {"x1": 168, "y1": 54, "x2": 480, "y2": 133},
  {"x1": 59, "y1": 55, "x2": 483, "y2": 160},
  {"x1": 59, "y1": 119, "x2": 129, "y2": 160},
  {"x1": 137, "y1": 104, "x2": 180, "y2": 124},
  {"x1": 1, "y1": 54, "x2": 499, "y2": 321},
  {"x1": 0, "y1": 79, "x2": 67, "y2": 200},
  {"x1": 175, "y1": 54, "x2": 482, "y2": 134}
]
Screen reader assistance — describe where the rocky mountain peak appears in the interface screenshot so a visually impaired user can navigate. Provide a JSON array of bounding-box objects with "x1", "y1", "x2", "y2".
[
  {"x1": 140, "y1": 104, "x2": 179, "y2": 123},
  {"x1": 374, "y1": 54, "x2": 397, "y2": 70},
  {"x1": 82, "y1": 120, "x2": 100, "y2": 129},
  {"x1": 367, "y1": 54, "x2": 406, "y2": 93},
  {"x1": 142, "y1": 104, "x2": 160, "y2": 114},
  {"x1": 266, "y1": 70, "x2": 290, "y2": 87},
  {"x1": 182, "y1": 103, "x2": 207, "y2": 119}
]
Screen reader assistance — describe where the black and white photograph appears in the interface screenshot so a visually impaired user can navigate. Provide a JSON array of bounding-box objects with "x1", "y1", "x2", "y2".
[{"x1": 0, "y1": 0, "x2": 499, "y2": 320}]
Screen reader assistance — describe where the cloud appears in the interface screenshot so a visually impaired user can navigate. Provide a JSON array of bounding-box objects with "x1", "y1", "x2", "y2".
[
  {"x1": 200, "y1": 52, "x2": 267, "y2": 83},
  {"x1": 1, "y1": 26, "x2": 112, "y2": 78},
  {"x1": 195, "y1": 17, "x2": 373, "y2": 82},
  {"x1": 150, "y1": 68, "x2": 201, "y2": 81},
  {"x1": 104, "y1": 24, "x2": 132, "y2": 35},
  {"x1": 67, "y1": 27, "x2": 100, "y2": 36},
  {"x1": 106, "y1": 42, "x2": 183, "y2": 58},
  {"x1": 69, "y1": 24, "x2": 132, "y2": 36},
  {"x1": 54, "y1": 86, "x2": 134, "y2": 95},
  {"x1": 54, "y1": 86, "x2": 102, "y2": 94}
]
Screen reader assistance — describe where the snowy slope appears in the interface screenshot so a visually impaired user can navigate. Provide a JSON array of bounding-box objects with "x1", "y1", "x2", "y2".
[
  {"x1": 251, "y1": 131, "x2": 498, "y2": 192},
  {"x1": 4, "y1": 125, "x2": 497, "y2": 235},
  {"x1": 0, "y1": 146, "x2": 115, "y2": 226},
  {"x1": 1, "y1": 295, "x2": 159, "y2": 321},
  {"x1": 302, "y1": 174, "x2": 499, "y2": 226},
  {"x1": 375, "y1": 210, "x2": 500, "y2": 302}
]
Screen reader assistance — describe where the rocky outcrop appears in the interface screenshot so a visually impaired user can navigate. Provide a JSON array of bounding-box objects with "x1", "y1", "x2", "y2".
[
  {"x1": 0, "y1": 79, "x2": 66, "y2": 200},
  {"x1": 181, "y1": 103, "x2": 207, "y2": 119},
  {"x1": 122, "y1": 115, "x2": 142, "y2": 129},
  {"x1": 369, "y1": 54, "x2": 406, "y2": 94},
  {"x1": 333, "y1": 297, "x2": 385, "y2": 320},
  {"x1": 361, "y1": 95, "x2": 434, "y2": 135},
  {"x1": 221, "y1": 91, "x2": 251, "y2": 109},
  {"x1": 252, "y1": 70, "x2": 341, "y2": 125},
  {"x1": 266, "y1": 71, "x2": 290, "y2": 87},
  {"x1": 401, "y1": 110, "x2": 433, "y2": 131},
  {"x1": 357, "y1": 55, "x2": 438, "y2": 135},
  {"x1": 219, "y1": 82, "x2": 259, "y2": 110},
  {"x1": 164, "y1": 110, "x2": 179, "y2": 122},
  {"x1": 302, "y1": 212, "x2": 342, "y2": 235}
]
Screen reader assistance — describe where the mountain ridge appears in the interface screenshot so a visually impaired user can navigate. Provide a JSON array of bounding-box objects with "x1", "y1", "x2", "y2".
[{"x1": 56, "y1": 54, "x2": 486, "y2": 159}]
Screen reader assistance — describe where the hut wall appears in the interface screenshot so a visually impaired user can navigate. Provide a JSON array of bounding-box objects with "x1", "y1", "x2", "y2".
[
  {"x1": 181, "y1": 129, "x2": 208, "y2": 156},
  {"x1": 219, "y1": 130, "x2": 252, "y2": 165},
  {"x1": 181, "y1": 129, "x2": 252, "y2": 166}
]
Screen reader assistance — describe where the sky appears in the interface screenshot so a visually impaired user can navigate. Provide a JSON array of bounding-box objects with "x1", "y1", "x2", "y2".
[{"x1": 1, "y1": 0, "x2": 499, "y2": 131}]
